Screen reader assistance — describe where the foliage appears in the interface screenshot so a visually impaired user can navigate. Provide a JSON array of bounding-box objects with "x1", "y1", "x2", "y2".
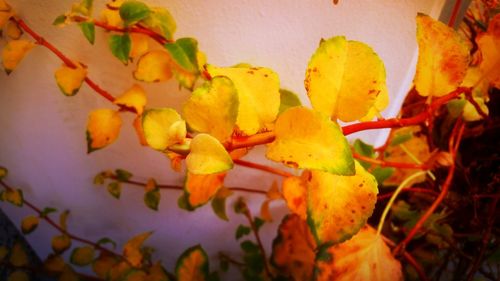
[{"x1": 0, "y1": 0, "x2": 499, "y2": 280}]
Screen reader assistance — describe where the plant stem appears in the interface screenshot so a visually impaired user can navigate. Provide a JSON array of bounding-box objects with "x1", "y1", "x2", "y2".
[
  {"x1": 376, "y1": 171, "x2": 427, "y2": 236},
  {"x1": 233, "y1": 159, "x2": 293, "y2": 178},
  {"x1": 352, "y1": 152, "x2": 427, "y2": 169}
]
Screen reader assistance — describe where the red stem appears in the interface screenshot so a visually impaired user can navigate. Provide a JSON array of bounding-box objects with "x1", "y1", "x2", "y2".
[
  {"x1": 353, "y1": 152, "x2": 427, "y2": 170},
  {"x1": 448, "y1": 0, "x2": 463, "y2": 27}
]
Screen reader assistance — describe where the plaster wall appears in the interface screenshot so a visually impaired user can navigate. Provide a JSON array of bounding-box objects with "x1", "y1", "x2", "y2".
[{"x1": 1, "y1": 0, "x2": 443, "y2": 273}]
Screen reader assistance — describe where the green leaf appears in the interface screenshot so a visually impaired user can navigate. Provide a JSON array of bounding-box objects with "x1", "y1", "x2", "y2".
[
  {"x1": 278, "y1": 89, "x2": 302, "y2": 115},
  {"x1": 372, "y1": 167, "x2": 394, "y2": 186},
  {"x1": 40, "y1": 207, "x2": 58, "y2": 217},
  {"x1": 141, "y1": 7, "x2": 176, "y2": 39},
  {"x1": 70, "y1": 246, "x2": 95, "y2": 266},
  {"x1": 79, "y1": 22, "x2": 95, "y2": 45},
  {"x1": 97, "y1": 237, "x2": 117, "y2": 249},
  {"x1": 52, "y1": 15, "x2": 67, "y2": 26},
  {"x1": 109, "y1": 33, "x2": 131, "y2": 65},
  {"x1": 107, "y1": 181, "x2": 121, "y2": 199},
  {"x1": 165, "y1": 38, "x2": 199, "y2": 73},
  {"x1": 389, "y1": 132, "x2": 412, "y2": 146},
  {"x1": 254, "y1": 217, "x2": 265, "y2": 231},
  {"x1": 220, "y1": 258, "x2": 229, "y2": 272},
  {"x1": 115, "y1": 169, "x2": 133, "y2": 182},
  {"x1": 21, "y1": 215, "x2": 39, "y2": 234},
  {"x1": 71, "y1": 0, "x2": 93, "y2": 16},
  {"x1": 353, "y1": 139, "x2": 374, "y2": 158},
  {"x1": 211, "y1": 186, "x2": 233, "y2": 221},
  {"x1": 240, "y1": 240, "x2": 259, "y2": 253},
  {"x1": 93, "y1": 172, "x2": 106, "y2": 185},
  {"x1": 119, "y1": 0, "x2": 150, "y2": 26},
  {"x1": 235, "y1": 225, "x2": 251, "y2": 240},
  {"x1": 144, "y1": 188, "x2": 160, "y2": 211},
  {"x1": 175, "y1": 245, "x2": 209, "y2": 281},
  {"x1": 178, "y1": 192, "x2": 195, "y2": 211},
  {"x1": 233, "y1": 197, "x2": 247, "y2": 214},
  {"x1": 0, "y1": 166, "x2": 7, "y2": 180}
]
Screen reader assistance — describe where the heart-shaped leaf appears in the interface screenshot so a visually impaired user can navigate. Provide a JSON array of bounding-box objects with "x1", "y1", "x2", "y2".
[{"x1": 186, "y1": 134, "x2": 233, "y2": 174}]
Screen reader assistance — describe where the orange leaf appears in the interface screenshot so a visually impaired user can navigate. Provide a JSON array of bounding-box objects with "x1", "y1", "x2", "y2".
[
  {"x1": 2, "y1": 39, "x2": 35, "y2": 74},
  {"x1": 86, "y1": 109, "x2": 122, "y2": 153},
  {"x1": 184, "y1": 172, "x2": 227, "y2": 208},
  {"x1": 114, "y1": 84, "x2": 147, "y2": 114},
  {"x1": 134, "y1": 50, "x2": 173, "y2": 82},
  {"x1": 476, "y1": 14, "x2": 500, "y2": 88},
  {"x1": 282, "y1": 175, "x2": 307, "y2": 220}
]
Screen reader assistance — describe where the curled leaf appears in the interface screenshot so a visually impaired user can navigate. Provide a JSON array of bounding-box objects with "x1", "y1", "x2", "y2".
[
  {"x1": 114, "y1": 84, "x2": 147, "y2": 114},
  {"x1": 305, "y1": 36, "x2": 388, "y2": 122},
  {"x1": 2, "y1": 39, "x2": 35, "y2": 74},
  {"x1": 54, "y1": 62, "x2": 88, "y2": 96},
  {"x1": 414, "y1": 13, "x2": 469, "y2": 97},
  {"x1": 142, "y1": 108, "x2": 186, "y2": 150},
  {"x1": 186, "y1": 134, "x2": 233, "y2": 175},
  {"x1": 183, "y1": 76, "x2": 239, "y2": 142},
  {"x1": 207, "y1": 64, "x2": 280, "y2": 135},
  {"x1": 86, "y1": 109, "x2": 122, "y2": 153},
  {"x1": 266, "y1": 106, "x2": 354, "y2": 175},
  {"x1": 123, "y1": 231, "x2": 152, "y2": 267}
]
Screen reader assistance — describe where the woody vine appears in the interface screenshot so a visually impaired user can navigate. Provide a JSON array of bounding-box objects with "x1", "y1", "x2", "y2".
[{"x1": 0, "y1": 0, "x2": 499, "y2": 280}]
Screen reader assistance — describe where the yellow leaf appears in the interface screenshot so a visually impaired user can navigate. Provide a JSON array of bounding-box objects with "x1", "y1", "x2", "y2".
[
  {"x1": 146, "y1": 262, "x2": 170, "y2": 281},
  {"x1": 359, "y1": 83, "x2": 389, "y2": 121},
  {"x1": 463, "y1": 96, "x2": 488, "y2": 121},
  {"x1": 132, "y1": 115, "x2": 149, "y2": 146},
  {"x1": 414, "y1": 13, "x2": 469, "y2": 97},
  {"x1": 175, "y1": 245, "x2": 209, "y2": 281},
  {"x1": 54, "y1": 62, "x2": 88, "y2": 96},
  {"x1": 476, "y1": 14, "x2": 500, "y2": 88},
  {"x1": 92, "y1": 254, "x2": 119, "y2": 278},
  {"x1": 86, "y1": 109, "x2": 122, "y2": 153},
  {"x1": 315, "y1": 226, "x2": 402, "y2": 281},
  {"x1": 183, "y1": 76, "x2": 239, "y2": 142},
  {"x1": 130, "y1": 33, "x2": 149, "y2": 59},
  {"x1": 10, "y1": 242, "x2": 29, "y2": 267},
  {"x1": 384, "y1": 126, "x2": 430, "y2": 186},
  {"x1": 260, "y1": 200, "x2": 273, "y2": 222},
  {"x1": 7, "y1": 271, "x2": 29, "y2": 281},
  {"x1": 59, "y1": 209, "x2": 70, "y2": 231},
  {"x1": 101, "y1": 1, "x2": 124, "y2": 27},
  {"x1": 2, "y1": 39, "x2": 35, "y2": 74},
  {"x1": 123, "y1": 231, "x2": 153, "y2": 267},
  {"x1": 282, "y1": 175, "x2": 307, "y2": 220},
  {"x1": 5, "y1": 21, "x2": 22, "y2": 40},
  {"x1": 207, "y1": 65, "x2": 280, "y2": 135},
  {"x1": 165, "y1": 151, "x2": 183, "y2": 172},
  {"x1": 134, "y1": 50, "x2": 173, "y2": 82},
  {"x1": 142, "y1": 108, "x2": 186, "y2": 151},
  {"x1": 266, "y1": 106, "x2": 354, "y2": 175},
  {"x1": 307, "y1": 161, "x2": 378, "y2": 245},
  {"x1": 186, "y1": 134, "x2": 233, "y2": 174},
  {"x1": 305, "y1": 36, "x2": 388, "y2": 122},
  {"x1": 44, "y1": 254, "x2": 66, "y2": 273},
  {"x1": 114, "y1": 84, "x2": 147, "y2": 115},
  {"x1": 70, "y1": 246, "x2": 95, "y2": 266},
  {"x1": 271, "y1": 214, "x2": 316, "y2": 281},
  {"x1": 2, "y1": 188, "x2": 23, "y2": 206},
  {"x1": 52, "y1": 234, "x2": 71, "y2": 254},
  {"x1": 21, "y1": 215, "x2": 39, "y2": 234},
  {"x1": 185, "y1": 171, "x2": 226, "y2": 208},
  {"x1": 0, "y1": 0, "x2": 11, "y2": 11}
]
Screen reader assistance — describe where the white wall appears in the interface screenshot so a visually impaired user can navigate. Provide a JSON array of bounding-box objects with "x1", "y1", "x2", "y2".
[{"x1": 1, "y1": 0, "x2": 443, "y2": 275}]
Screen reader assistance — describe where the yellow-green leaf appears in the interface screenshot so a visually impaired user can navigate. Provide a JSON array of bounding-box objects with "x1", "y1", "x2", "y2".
[
  {"x1": 7, "y1": 271, "x2": 29, "y2": 281},
  {"x1": 183, "y1": 76, "x2": 239, "y2": 142},
  {"x1": 10, "y1": 242, "x2": 29, "y2": 267},
  {"x1": 186, "y1": 134, "x2": 233, "y2": 174},
  {"x1": 314, "y1": 226, "x2": 402, "y2": 281},
  {"x1": 134, "y1": 50, "x2": 173, "y2": 82},
  {"x1": 211, "y1": 186, "x2": 233, "y2": 221},
  {"x1": 271, "y1": 214, "x2": 316, "y2": 281},
  {"x1": 307, "y1": 161, "x2": 378, "y2": 245},
  {"x1": 54, "y1": 63, "x2": 88, "y2": 96},
  {"x1": 282, "y1": 175, "x2": 307, "y2": 220},
  {"x1": 184, "y1": 172, "x2": 226, "y2": 209},
  {"x1": 207, "y1": 65, "x2": 280, "y2": 135},
  {"x1": 52, "y1": 234, "x2": 71, "y2": 254},
  {"x1": 114, "y1": 84, "x2": 147, "y2": 115},
  {"x1": 477, "y1": 14, "x2": 500, "y2": 88},
  {"x1": 0, "y1": 166, "x2": 7, "y2": 179},
  {"x1": 266, "y1": 106, "x2": 354, "y2": 175},
  {"x1": 141, "y1": 7, "x2": 176, "y2": 40},
  {"x1": 107, "y1": 181, "x2": 121, "y2": 199},
  {"x1": 414, "y1": 13, "x2": 469, "y2": 97},
  {"x1": 144, "y1": 179, "x2": 160, "y2": 211},
  {"x1": 2, "y1": 39, "x2": 35, "y2": 74},
  {"x1": 123, "y1": 231, "x2": 153, "y2": 267},
  {"x1": 70, "y1": 246, "x2": 95, "y2": 266},
  {"x1": 142, "y1": 108, "x2": 186, "y2": 150},
  {"x1": 86, "y1": 109, "x2": 122, "y2": 153},
  {"x1": 21, "y1": 215, "x2": 39, "y2": 234},
  {"x1": 1, "y1": 188, "x2": 23, "y2": 206},
  {"x1": 175, "y1": 245, "x2": 209, "y2": 281},
  {"x1": 278, "y1": 89, "x2": 302, "y2": 115},
  {"x1": 305, "y1": 36, "x2": 388, "y2": 122}
]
